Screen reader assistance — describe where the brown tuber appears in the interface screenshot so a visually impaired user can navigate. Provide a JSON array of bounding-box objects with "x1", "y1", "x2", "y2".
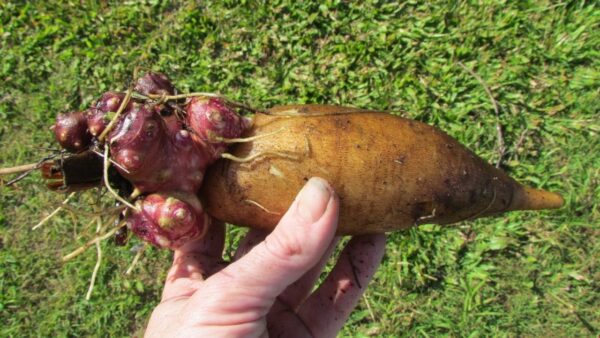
[{"x1": 201, "y1": 105, "x2": 564, "y2": 235}]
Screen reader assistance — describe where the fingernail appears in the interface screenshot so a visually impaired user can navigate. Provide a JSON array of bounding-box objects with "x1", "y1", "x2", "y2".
[{"x1": 296, "y1": 177, "x2": 332, "y2": 223}]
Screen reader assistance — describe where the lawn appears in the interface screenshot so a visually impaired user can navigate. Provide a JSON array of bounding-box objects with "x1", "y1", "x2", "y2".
[{"x1": 0, "y1": 1, "x2": 598, "y2": 337}]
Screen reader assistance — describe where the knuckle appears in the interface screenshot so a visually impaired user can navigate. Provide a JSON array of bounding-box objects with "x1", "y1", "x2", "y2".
[{"x1": 263, "y1": 231, "x2": 304, "y2": 265}]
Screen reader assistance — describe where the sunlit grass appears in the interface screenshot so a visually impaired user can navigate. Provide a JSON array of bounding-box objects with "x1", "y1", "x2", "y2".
[{"x1": 1, "y1": 1, "x2": 598, "y2": 336}]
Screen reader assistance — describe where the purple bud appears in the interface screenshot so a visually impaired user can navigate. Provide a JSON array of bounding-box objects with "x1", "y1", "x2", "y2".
[
  {"x1": 134, "y1": 72, "x2": 175, "y2": 96},
  {"x1": 127, "y1": 193, "x2": 207, "y2": 249},
  {"x1": 54, "y1": 111, "x2": 91, "y2": 152},
  {"x1": 96, "y1": 91, "x2": 126, "y2": 113}
]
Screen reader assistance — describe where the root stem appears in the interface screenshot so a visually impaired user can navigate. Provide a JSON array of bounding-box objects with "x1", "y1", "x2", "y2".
[
  {"x1": 214, "y1": 127, "x2": 285, "y2": 144},
  {"x1": 244, "y1": 199, "x2": 281, "y2": 215},
  {"x1": 221, "y1": 151, "x2": 299, "y2": 163}
]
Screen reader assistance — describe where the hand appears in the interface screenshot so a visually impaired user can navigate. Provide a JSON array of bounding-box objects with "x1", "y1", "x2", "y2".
[{"x1": 145, "y1": 177, "x2": 386, "y2": 337}]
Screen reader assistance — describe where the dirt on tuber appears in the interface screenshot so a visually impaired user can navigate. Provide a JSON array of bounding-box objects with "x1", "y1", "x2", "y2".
[{"x1": 201, "y1": 105, "x2": 564, "y2": 235}]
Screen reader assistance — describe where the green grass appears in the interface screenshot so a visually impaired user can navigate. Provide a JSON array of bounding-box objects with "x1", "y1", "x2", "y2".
[{"x1": 1, "y1": 1, "x2": 598, "y2": 336}]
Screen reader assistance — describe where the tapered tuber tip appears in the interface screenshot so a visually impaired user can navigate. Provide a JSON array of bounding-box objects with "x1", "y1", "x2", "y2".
[{"x1": 510, "y1": 186, "x2": 565, "y2": 211}]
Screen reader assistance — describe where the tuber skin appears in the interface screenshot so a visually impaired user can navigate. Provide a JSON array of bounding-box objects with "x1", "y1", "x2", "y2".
[
  {"x1": 87, "y1": 91, "x2": 128, "y2": 137},
  {"x1": 186, "y1": 97, "x2": 254, "y2": 157},
  {"x1": 53, "y1": 111, "x2": 92, "y2": 153},
  {"x1": 107, "y1": 98, "x2": 251, "y2": 194},
  {"x1": 128, "y1": 192, "x2": 208, "y2": 249},
  {"x1": 134, "y1": 72, "x2": 175, "y2": 96},
  {"x1": 105, "y1": 96, "x2": 250, "y2": 248},
  {"x1": 201, "y1": 105, "x2": 565, "y2": 235}
]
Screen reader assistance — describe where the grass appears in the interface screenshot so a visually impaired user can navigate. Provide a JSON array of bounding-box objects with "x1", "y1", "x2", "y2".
[{"x1": 0, "y1": 1, "x2": 598, "y2": 336}]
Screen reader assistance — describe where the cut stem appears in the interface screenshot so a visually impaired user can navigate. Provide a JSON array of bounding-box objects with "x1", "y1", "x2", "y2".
[{"x1": 0, "y1": 163, "x2": 40, "y2": 175}]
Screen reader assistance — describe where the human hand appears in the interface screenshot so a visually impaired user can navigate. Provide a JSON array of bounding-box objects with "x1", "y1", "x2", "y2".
[{"x1": 145, "y1": 177, "x2": 386, "y2": 337}]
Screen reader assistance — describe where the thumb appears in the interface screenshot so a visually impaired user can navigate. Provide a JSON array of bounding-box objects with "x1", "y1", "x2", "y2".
[{"x1": 204, "y1": 177, "x2": 339, "y2": 301}]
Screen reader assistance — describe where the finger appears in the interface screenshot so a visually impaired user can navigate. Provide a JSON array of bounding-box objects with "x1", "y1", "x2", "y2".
[
  {"x1": 161, "y1": 220, "x2": 226, "y2": 301},
  {"x1": 233, "y1": 228, "x2": 269, "y2": 260},
  {"x1": 276, "y1": 236, "x2": 340, "y2": 311},
  {"x1": 298, "y1": 234, "x2": 386, "y2": 337},
  {"x1": 196, "y1": 177, "x2": 339, "y2": 307}
]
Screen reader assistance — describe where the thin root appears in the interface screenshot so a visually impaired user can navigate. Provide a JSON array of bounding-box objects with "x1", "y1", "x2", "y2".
[
  {"x1": 103, "y1": 146, "x2": 138, "y2": 211},
  {"x1": 244, "y1": 199, "x2": 281, "y2": 215},
  {"x1": 264, "y1": 107, "x2": 367, "y2": 117},
  {"x1": 90, "y1": 148, "x2": 131, "y2": 174},
  {"x1": 61, "y1": 204, "x2": 126, "y2": 218},
  {"x1": 213, "y1": 127, "x2": 286, "y2": 144},
  {"x1": 417, "y1": 208, "x2": 437, "y2": 225},
  {"x1": 145, "y1": 92, "x2": 264, "y2": 114},
  {"x1": 98, "y1": 88, "x2": 133, "y2": 142},
  {"x1": 32, "y1": 192, "x2": 76, "y2": 230},
  {"x1": 125, "y1": 244, "x2": 147, "y2": 275},
  {"x1": 221, "y1": 151, "x2": 299, "y2": 163},
  {"x1": 62, "y1": 219, "x2": 124, "y2": 262},
  {"x1": 85, "y1": 217, "x2": 103, "y2": 301}
]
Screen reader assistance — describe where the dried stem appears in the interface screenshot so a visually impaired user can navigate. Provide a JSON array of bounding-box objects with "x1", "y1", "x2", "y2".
[
  {"x1": 458, "y1": 61, "x2": 506, "y2": 168},
  {"x1": 32, "y1": 192, "x2": 76, "y2": 230},
  {"x1": 2, "y1": 152, "x2": 59, "y2": 186},
  {"x1": 0, "y1": 163, "x2": 39, "y2": 175}
]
